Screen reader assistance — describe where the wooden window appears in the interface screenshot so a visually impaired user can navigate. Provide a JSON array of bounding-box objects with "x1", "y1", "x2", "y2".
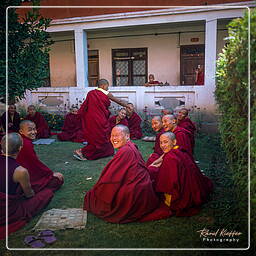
[
  {"x1": 180, "y1": 45, "x2": 205, "y2": 85},
  {"x1": 112, "y1": 48, "x2": 147, "y2": 86},
  {"x1": 88, "y1": 50, "x2": 99, "y2": 87}
]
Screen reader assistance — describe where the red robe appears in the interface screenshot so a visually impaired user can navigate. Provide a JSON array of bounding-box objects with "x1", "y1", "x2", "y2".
[
  {"x1": 108, "y1": 115, "x2": 129, "y2": 131},
  {"x1": 178, "y1": 117, "x2": 196, "y2": 151},
  {"x1": 127, "y1": 112, "x2": 143, "y2": 140},
  {"x1": 57, "y1": 113, "x2": 85, "y2": 143},
  {"x1": 78, "y1": 89, "x2": 114, "y2": 160},
  {"x1": 173, "y1": 126, "x2": 193, "y2": 156},
  {"x1": 156, "y1": 147, "x2": 213, "y2": 216},
  {"x1": 25, "y1": 112, "x2": 51, "y2": 139},
  {"x1": 16, "y1": 135, "x2": 63, "y2": 193},
  {"x1": 146, "y1": 128, "x2": 165, "y2": 167},
  {"x1": 0, "y1": 156, "x2": 54, "y2": 239},
  {"x1": 84, "y1": 141, "x2": 162, "y2": 223}
]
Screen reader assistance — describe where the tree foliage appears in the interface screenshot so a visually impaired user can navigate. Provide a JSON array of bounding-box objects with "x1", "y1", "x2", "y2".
[
  {"x1": 0, "y1": 0, "x2": 53, "y2": 104},
  {"x1": 215, "y1": 8, "x2": 256, "y2": 243}
]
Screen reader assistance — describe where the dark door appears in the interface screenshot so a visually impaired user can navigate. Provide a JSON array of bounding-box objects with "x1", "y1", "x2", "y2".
[
  {"x1": 88, "y1": 50, "x2": 99, "y2": 87},
  {"x1": 180, "y1": 45, "x2": 205, "y2": 85}
]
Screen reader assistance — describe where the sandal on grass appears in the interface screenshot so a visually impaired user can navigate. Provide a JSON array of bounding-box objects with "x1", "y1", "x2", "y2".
[
  {"x1": 24, "y1": 235, "x2": 45, "y2": 248},
  {"x1": 37, "y1": 230, "x2": 57, "y2": 244},
  {"x1": 73, "y1": 149, "x2": 87, "y2": 161}
]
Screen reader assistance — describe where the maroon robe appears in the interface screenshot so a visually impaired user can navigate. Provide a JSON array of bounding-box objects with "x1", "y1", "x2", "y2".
[
  {"x1": 127, "y1": 112, "x2": 143, "y2": 140},
  {"x1": 108, "y1": 115, "x2": 129, "y2": 131},
  {"x1": 178, "y1": 117, "x2": 196, "y2": 151},
  {"x1": 146, "y1": 128, "x2": 165, "y2": 167},
  {"x1": 0, "y1": 155, "x2": 54, "y2": 239},
  {"x1": 156, "y1": 147, "x2": 213, "y2": 216},
  {"x1": 78, "y1": 89, "x2": 114, "y2": 160},
  {"x1": 84, "y1": 141, "x2": 162, "y2": 223},
  {"x1": 57, "y1": 113, "x2": 85, "y2": 143},
  {"x1": 16, "y1": 135, "x2": 63, "y2": 193},
  {"x1": 173, "y1": 126, "x2": 193, "y2": 156},
  {"x1": 1, "y1": 111, "x2": 20, "y2": 133},
  {"x1": 25, "y1": 112, "x2": 51, "y2": 139}
]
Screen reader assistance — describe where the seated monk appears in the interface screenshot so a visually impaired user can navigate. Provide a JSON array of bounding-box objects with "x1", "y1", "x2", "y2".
[
  {"x1": 144, "y1": 74, "x2": 163, "y2": 87},
  {"x1": 177, "y1": 108, "x2": 196, "y2": 150},
  {"x1": 146, "y1": 116, "x2": 165, "y2": 167},
  {"x1": 57, "y1": 107, "x2": 85, "y2": 143},
  {"x1": 161, "y1": 108, "x2": 173, "y2": 116},
  {"x1": 152, "y1": 132, "x2": 213, "y2": 216},
  {"x1": 108, "y1": 108, "x2": 128, "y2": 131},
  {"x1": 162, "y1": 114, "x2": 194, "y2": 156},
  {"x1": 25, "y1": 105, "x2": 51, "y2": 139},
  {"x1": 0, "y1": 104, "x2": 21, "y2": 133},
  {"x1": 0, "y1": 133, "x2": 54, "y2": 239},
  {"x1": 126, "y1": 103, "x2": 143, "y2": 140},
  {"x1": 84, "y1": 125, "x2": 164, "y2": 223},
  {"x1": 16, "y1": 120, "x2": 64, "y2": 193}
]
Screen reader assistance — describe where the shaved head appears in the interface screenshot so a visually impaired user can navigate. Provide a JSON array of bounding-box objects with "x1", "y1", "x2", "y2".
[
  {"x1": 1, "y1": 133, "x2": 22, "y2": 155},
  {"x1": 152, "y1": 116, "x2": 162, "y2": 122},
  {"x1": 19, "y1": 120, "x2": 35, "y2": 130},
  {"x1": 163, "y1": 114, "x2": 176, "y2": 121},
  {"x1": 161, "y1": 132, "x2": 176, "y2": 141},
  {"x1": 114, "y1": 124, "x2": 130, "y2": 135},
  {"x1": 28, "y1": 105, "x2": 36, "y2": 110},
  {"x1": 98, "y1": 79, "x2": 109, "y2": 87}
]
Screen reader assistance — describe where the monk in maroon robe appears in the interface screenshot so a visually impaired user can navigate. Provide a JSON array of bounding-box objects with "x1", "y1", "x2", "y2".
[
  {"x1": 126, "y1": 103, "x2": 143, "y2": 140},
  {"x1": 25, "y1": 105, "x2": 51, "y2": 139},
  {"x1": 162, "y1": 114, "x2": 193, "y2": 156},
  {"x1": 108, "y1": 108, "x2": 128, "y2": 131},
  {"x1": 57, "y1": 107, "x2": 85, "y2": 143},
  {"x1": 84, "y1": 125, "x2": 169, "y2": 223},
  {"x1": 0, "y1": 105, "x2": 21, "y2": 133},
  {"x1": 74, "y1": 79, "x2": 131, "y2": 161},
  {"x1": 177, "y1": 108, "x2": 196, "y2": 150},
  {"x1": 17, "y1": 120, "x2": 64, "y2": 193},
  {"x1": 146, "y1": 116, "x2": 164, "y2": 167},
  {"x1": 144, "y1": 74, "x2": 163, "y2": 87},
  {"x1": 152, "y1": 132, "x2": 213, "y2": 216},
  {"x1": 195, "y1": 65, "x2": 204, "y2": 85},
  {"x1": 0, "y1": 133, "x2": 54, "y2": 239}
]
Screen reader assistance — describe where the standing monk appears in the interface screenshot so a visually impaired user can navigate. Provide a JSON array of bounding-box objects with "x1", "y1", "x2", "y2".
[
  {"x1": 153, "y1": 132, "x2": 213, "y2": 216},
  {"x1": 74, "y1": 79, "x2": 130, "y2": 161},
  {"x1": 0, "y1": 105, "x2": 21, "y2": 133},
  {"x1": 126, "y1": 103, "x2": 143, "y2": 140},
  {"x1": 25, "y1": 105, "x2": 51, "y2": 139},
  {"x1": 162, "y1": 115, "x2": 193, "y2": 156},
  {"x1": 108, "y1": 108, "x2": 128, "y2": 131},
  {"x1": 57, "y1": 107, "x2": 85, "y2": 143},
  {"x1": 84, "y1": 125, "x2": 162, "y2": 223},
  {"x1": 17, "y1": 120, "x2": 64, "y2": 193},
  {"x1": 0, "y1": 133, "x2": 54, "y2": 239}
]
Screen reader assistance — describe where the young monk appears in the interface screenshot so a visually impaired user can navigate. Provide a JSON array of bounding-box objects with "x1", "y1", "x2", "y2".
[
  {"x1": 84, "y1": 125, "x2": 163, "y2": 223},
  {"x1": 0, "y1": 133, "x2": 54, "y2": 239},
  {"x1": 74, "y1": 79, "x2": 131, "y2": 161},
  {"x1": 24, "y1": 105, "x2": 51, "y2": 139},
  {"x1": 152, "y1": 132, "x2": 213, "y2": 216},
  {"x1": 146, "y1": 116, "x2": 164, "y2": 167},
  {"x1": 17, "y1": 120, "x2": 64, "y2": 193},
  {"x1": 162, "y1": 114, "x2": 194, "y2": 156},
  {"x1": 0, "y1": 105, "x2": 21, "y2": 133},
  {"x1": 57, "y1": 107, "x2": 85, "y2": 143},
  {"x1": 126, "y1": 103, "x2": 143, "y2": 140},
  {"x1": 108, "y1": 108, "x2": 128, "y2": 131}
]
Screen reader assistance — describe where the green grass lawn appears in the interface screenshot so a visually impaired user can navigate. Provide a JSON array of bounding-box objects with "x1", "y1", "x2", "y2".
[{"x1": 0, "y1": 133, "x2": 250, "y2": 256}]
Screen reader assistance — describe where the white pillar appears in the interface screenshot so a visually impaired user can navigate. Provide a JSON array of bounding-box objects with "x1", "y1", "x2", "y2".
[
  {"x1": 74, "y1": 29, "x2": 89, "y2": 88},
  {"x1": 203, "y1": 18, "x2": 217, "y2": 112}
]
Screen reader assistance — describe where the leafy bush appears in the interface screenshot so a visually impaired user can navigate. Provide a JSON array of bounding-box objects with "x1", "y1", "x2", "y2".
[
  {"x1": 215, "y1": 9, "x2": 256, "y2": 242},
  {"x1": 41, "y1": 112, "x2": 64, "y2": 131}
]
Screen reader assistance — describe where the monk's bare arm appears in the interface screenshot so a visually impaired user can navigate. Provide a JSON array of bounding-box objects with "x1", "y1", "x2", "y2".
[
  {"x1": 13, "y1": 166, "x2": 35, "y2": 198},
  {"x1": 108, "y1": 93, "x2": 128, "y2": 108},
  {"x1": 150, "y1": 154, "x2": 164, "y2": 167}
]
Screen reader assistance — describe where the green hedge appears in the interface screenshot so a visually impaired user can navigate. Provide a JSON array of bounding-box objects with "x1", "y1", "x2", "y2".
[{"x1": 215, "y1": 9, "x2": 256, "y2": 242}]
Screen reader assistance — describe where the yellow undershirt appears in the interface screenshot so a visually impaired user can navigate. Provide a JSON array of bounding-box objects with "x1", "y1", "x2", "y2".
[{"x1": 96, "y1": 87, "x2": 109, "y2": 95}]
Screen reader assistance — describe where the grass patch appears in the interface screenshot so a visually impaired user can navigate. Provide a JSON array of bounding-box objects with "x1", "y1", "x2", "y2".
[{"x1": 0, "y1": 133, "x2": 249, "y2": 255}]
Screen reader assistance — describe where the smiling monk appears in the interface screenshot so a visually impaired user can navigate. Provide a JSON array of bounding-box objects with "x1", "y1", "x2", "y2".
[
  {"x1": 16, "y1": 120, "x2": 64, "y2": 193},
  {"x1": 83, "y1": 125, "x2": 161, "y2": 223}
]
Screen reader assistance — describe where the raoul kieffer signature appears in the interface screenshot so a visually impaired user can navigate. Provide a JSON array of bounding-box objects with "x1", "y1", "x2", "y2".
[{"x1": 197, "y1": 228, "x2": 242, "y2": 238}]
